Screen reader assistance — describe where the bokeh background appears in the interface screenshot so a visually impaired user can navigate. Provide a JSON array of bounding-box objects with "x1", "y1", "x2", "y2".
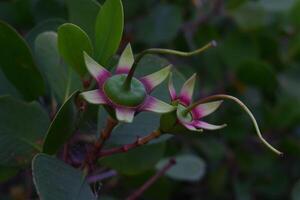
[{"x1": 1, "y1": 0, "x2": 300, "y2": 199}]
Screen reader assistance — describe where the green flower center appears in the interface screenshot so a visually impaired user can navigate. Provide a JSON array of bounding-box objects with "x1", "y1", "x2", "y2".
[
  {"x1": 104, "y1": 74, "x2": 147, "y2": 107},
  {"x1": 176, "y1": 104, "x2": 193, "y2": 122}
]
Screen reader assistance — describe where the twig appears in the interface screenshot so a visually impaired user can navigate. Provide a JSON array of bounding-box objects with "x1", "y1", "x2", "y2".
[
  {"x1": 81, "y1": 117, "x2": 118, "y2": 171},
  {"x1": 87, "y1": 170, "x2": 118, "y2": 183},
  {"x1": 98, "y1": 130, "x2": 161, "y2": 158},
  {"x1": 126, "y1": 158, "x2": 176, "y2": 200}
]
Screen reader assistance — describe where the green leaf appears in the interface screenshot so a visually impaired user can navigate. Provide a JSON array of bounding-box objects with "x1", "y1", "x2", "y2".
[
  {"x1": 25, "y1": 18, "x2": 66, "y2": 49},
  {"x1": 43, "y1": 91, "x2": 79, "y2": 155},
  {"x1": 32, "y1": 154, "x2": 95, "y2": 200},
  {"x1": 156, "y1": 154, "x2": 206, "y2": 182},
  {"x1": 34, "y1": 31, "x2": 82, "y2": 103},
  {"x1": 66, "y1": 0, "x2": 101, "y2": 41},
  {"x1": 0, "y1": 96, "x2": 50, "y2": 167},
  {"x1": 0, "y1": 21, "x2": 45, "y2": 101},
  {"x1": 31, "y1": 0, "x2": 66, "y2": 23},
  {"x1": 230, "y1": 1, "x2": 267, "y2": 30},
  {"x1": 0, "y1": 166, "x2": 19, "y2": 182},
  {"x1": 292, "y1": 179, "x2": 300, "y2": 200},
  {"x1": 58, "y1": 23, "x2": 93, "y2": 77},
  {"x1": 100, "y1": 143, "x2": 166, "y2": 175},
  {"x1": 135, "y1": 3, "x2": 182, "y2": 45},
  {"x1": 95, "y1": 0, "x2": 124, "y2": 66},
  {"x1": 0, "y1": 70, "x2": 21, "y2": 99},
  {"x1": 236, "y1": 60, "x2": 278, "y2": 94}
]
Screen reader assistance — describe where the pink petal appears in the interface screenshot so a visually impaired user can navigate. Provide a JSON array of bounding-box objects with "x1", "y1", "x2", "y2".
[
  {"x1": 84, "y1": 52, "x2": 111, "y2": 85},
  {"x1": 168, "y1": 72, "x2": 177, "y2": 101},
  {"x1": 192, "y1": 100, "x2": 223, "y2": 119},
  {"x1": 115, "y1": 107, "x2": 135, "y2": 123},
  {"x1": 115, "y1": 43, "x2": 134, "y2": 74},
  {"x1": 193, "y1": 121, "x2": 227, "y2": 130},
  {"x1": 80, "y1": 90, "x2": 107, "y2": 105},
  {"x1": 139, "y1": 96, "x2": 175, "y2": 113},
  {"x1": 140, "y1": 65, "x2": 172, "y2": 93},
  {"x1": 179, "y1": 74, "x2": 196, "y2": 106}
]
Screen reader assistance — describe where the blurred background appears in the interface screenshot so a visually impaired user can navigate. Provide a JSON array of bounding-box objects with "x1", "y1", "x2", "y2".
[{"x1": 1, "y1": 0, "x2": 300, "y2": 199}]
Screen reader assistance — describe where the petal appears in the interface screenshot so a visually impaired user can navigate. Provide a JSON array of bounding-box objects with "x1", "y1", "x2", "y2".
[
  {"x1": 179, "y1": 73, "x2": 196, "y2": 106},
  {"x1": 139, "y1": 96, "x2": 175, "y2": 113},
  {"x1": 194, "y1": 121, "x2": 227, "y2": 130},
  {"x1": 192, "y1": 100, "x2": 223, "y2": 119},
  {"x1": 115, "y1": 107, "x2": 135, "y2": 123},
  {"x1": 84, "y1": 52, "x2": 111, "y2": 84},
  {"x1": 116, "y1": 43, "x2": 134, "y2": 74},
  {"x1": 140, "y1": 65, "x2": 172, "y2": 93},
  {"x1": 168, "y1": 72, "x2": 177, "y2": 101},
  {"x1": 80, "y1": 90, "x2": 107, "y2": 104},
  {"x1": 180, "y1": 121, "x2": 203, "y2": 132}
]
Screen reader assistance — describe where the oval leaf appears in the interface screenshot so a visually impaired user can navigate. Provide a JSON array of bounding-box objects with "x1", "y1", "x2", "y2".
[
  {"x1": 95, "y1": 0, "x2": 124, "y2": 66},
  {"x1": 58, "y1": 23, "x2": 93, "y2": 77},
  {"x1": 34, "y1": 31, "x2": 82, "y2": 103},
  {"x1": 0, "y1": 21, "x2": 45, "y2": 101},
  {"x1": 43, "y1": 91, "x2": 79, "y2": 155},
  {"x1": 0, "y1": 96, "x2": 50, "y2": 167},
  {"x1": 156, "y1": 154, "x2": 206, "y2": 182},
  {"x1": 32, "y1": 154, "x2": 95, "y2": 200}
]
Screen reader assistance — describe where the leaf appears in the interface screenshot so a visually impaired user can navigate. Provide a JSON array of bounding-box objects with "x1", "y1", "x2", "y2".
[
  {"x1": 156, "y1": 154, "x2": 206, "y2": 182},
  {"x1": 0, "y1": 96, "x2": 50, "y2": 167},
  {"x1": 135, "y1": 3, "x2": 182, "y2": 45},
  {"x1": 32, "y1": 154, "x2": 95, "y2": 200},
  {"x1": 100, "y1": 143, "x2": 166, "y2": 175},
  {"x1": 236, "y1": 60, "x2": 278, "y2": 94},
  {"x1": 0, "y1": 21, "x2": 45, "y2": 101},
  {"x1": 58, "y1": 23, "x2": 93, "y2": 77},
  {"x1": 31, "y1": 0, "x2": 66, "y2": 23},
  {"x1": 43, "y1": 91, "x2": 79, "y2": 155},
  {"x1": 95, "y1": 0, "x2": 124, "y2": 66},
  {"x1": 292, "y1": 179, "x2": 300, "y2": 200},
  {"x1": 66, "y1": 0, "x2": 101, "y2": 41},
  {"x1": 25, "y1": 18, "x2": 66, "y2": 49},
  {"x1": 0, "y1": 166, "x2": 19, "y2": 182},
  {"x1": 0, "y1": 70, "x2": 21, "y2": 99},
  {"x1": 34, "y1": 31, "x2": 82, "y2": 103},
  {"x1": 229, "y1": 1, "x2": 267, "y2": 30}
]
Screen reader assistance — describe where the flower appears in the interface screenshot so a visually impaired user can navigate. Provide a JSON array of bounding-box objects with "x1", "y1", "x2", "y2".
[
  {"x1": 80, "y1": 44, "x2": 175, "y2": 123},
  {"x1": 160, "y1": 73, "x2": 226, "y2": 133}
]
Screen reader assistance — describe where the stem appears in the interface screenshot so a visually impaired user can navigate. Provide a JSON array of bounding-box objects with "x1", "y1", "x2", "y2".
[
  {"x1": 123, "y1": 40, "x2": 217, "y2": 90},
  {"x1": 82, "y1": 117, "x2": 118, "y2": 171},
  {"x1": 98, "y1": 130, "x2": 161, "y2": 158},
  {"x1": 185, "y1": 94, "x2": 283, "y2": 155},
  {"x1": 126, "y1": 158, "x2": 176, "y2": 200}
]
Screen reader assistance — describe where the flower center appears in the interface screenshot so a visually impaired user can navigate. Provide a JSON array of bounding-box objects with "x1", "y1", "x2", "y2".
[
  {"x1": 176, "y1": 104, "x2": 193, "y2": 122},
  {"x1": 104, "y1": 74, "x2": 147, "y2": 107}
]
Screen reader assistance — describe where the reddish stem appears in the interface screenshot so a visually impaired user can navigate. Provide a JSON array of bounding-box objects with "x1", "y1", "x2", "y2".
[
  {"x1": 126, "y1": 158, "x2": 176, "y2": 200},
  {"x1": 98, "y1": 130, "x2": 161, "y2": 158},
  {"x1": 82, "y1": 117, "x2": 118, "y2": 171}
]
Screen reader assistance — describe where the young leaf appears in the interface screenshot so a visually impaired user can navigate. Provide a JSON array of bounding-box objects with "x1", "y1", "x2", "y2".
[
  {"x1": 58, "y1": 23, "x2": 93, "y2": 77},
  {"x1": 66, "y1": 0, "x2": 101, "y2": 41},
  {"x1": 95, "y1": 0, "x2": 124, "y2": 66},
  {"x1": 43, "y1": 91, "x2": 79, "y2": 155},
  {"x1": 156, "y1": 154, "x2": 206, "y2": 182},
  {"x1": 32, "y1": 154, "x2": 95, "y2": 200},
  {"x1": 0, "y1": 21, "x2": 45, "y2": 101},
  {"x1": 34, "y1": 31, "x2": 82, "y2": 103},
  {"x1": 0, "y1": 96, "x2": 50, "y2": 167}
]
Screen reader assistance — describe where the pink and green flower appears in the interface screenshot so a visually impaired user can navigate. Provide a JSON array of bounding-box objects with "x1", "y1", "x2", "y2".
[
  {"x1": 80, "y1": 44, "x2": 175, "y2": 123},
  {"x1": 160, "y1": 73, "x2": 226, "y2": 132},
  {"x1": 160, "y1": 73, "x2": 282, "y2": 155}
]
